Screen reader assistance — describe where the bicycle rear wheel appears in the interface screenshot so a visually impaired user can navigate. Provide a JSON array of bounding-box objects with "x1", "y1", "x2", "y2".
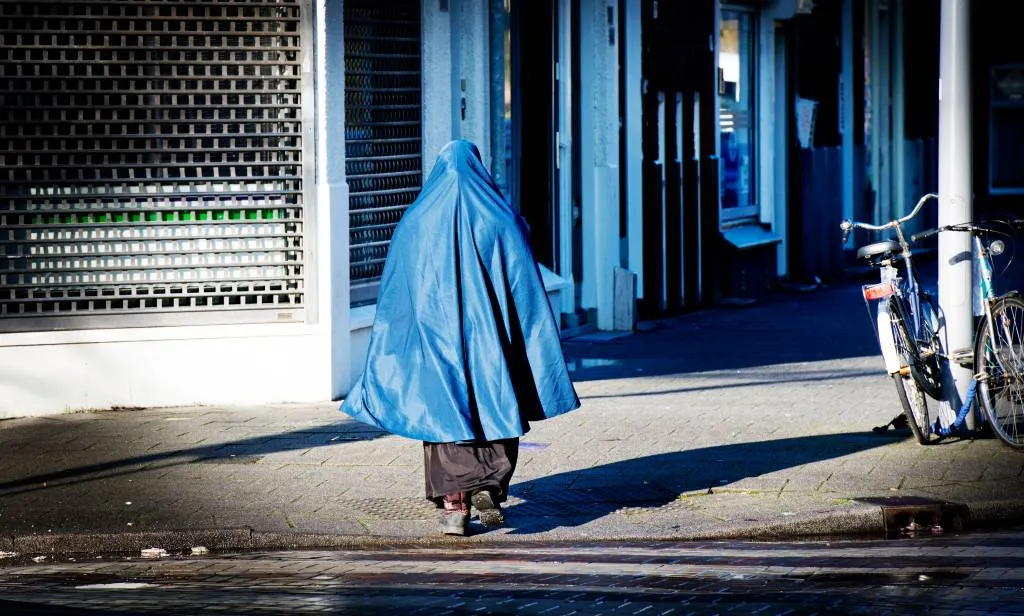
[
  {"x1": 891, "y1": 374, "x2": 937, "y2": 444},
  {"x1": 889, "y1": 294, "x2": 943, "y2": 399},
  {"x1": 975, "y1": 295, "x2": 1024, "y2": 449},
  {"x1": 888, "y1": 297, "x2": 939, "y2": 444}
]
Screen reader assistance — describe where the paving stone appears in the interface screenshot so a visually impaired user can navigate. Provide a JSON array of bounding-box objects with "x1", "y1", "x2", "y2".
[{"x1": 3, "y1": 281, "x2": 1024, "y2": 552}]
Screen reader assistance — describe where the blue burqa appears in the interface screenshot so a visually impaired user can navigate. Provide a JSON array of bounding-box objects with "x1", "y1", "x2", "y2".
[{"x1": 340, "y1": 140, "x2": 580, "y2": 443}]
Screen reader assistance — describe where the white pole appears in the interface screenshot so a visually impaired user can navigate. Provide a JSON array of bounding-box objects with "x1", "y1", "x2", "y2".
[{"x1": 937, "y1": 0, "x2": 974, "y2": 428}]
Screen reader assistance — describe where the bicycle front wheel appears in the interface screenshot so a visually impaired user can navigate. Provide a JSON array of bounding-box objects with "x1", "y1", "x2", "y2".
[
  {"x1": 888, "y1": 297, "x2": 939, "y2": 444},
  {"x1": 975, "y1": 295, "x2": 1024, "y2": 449}
]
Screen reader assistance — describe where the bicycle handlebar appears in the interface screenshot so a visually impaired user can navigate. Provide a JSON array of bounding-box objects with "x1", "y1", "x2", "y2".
[
  {"x1": 839, "y1": 193, "x2": 938, "y2": 244},
  {"x1": 911, "y1": 220, "x2": 1024, "y2": 243},
  {"x1": 911, "y1": 224, "x2": 974, "y2": 243},
  {"x1": 911, "y1": 227, "x2": 941, "y2": 242}
]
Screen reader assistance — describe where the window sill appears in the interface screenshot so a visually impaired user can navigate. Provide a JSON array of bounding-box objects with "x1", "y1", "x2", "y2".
[{"x1": 722, "y1": 223, "x2": 782, "y2": 249}]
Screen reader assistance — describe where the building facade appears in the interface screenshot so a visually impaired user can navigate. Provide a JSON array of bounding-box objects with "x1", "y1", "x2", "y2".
[{"x1": 0, "y1": 0, "x2": 995, "y2": 417}]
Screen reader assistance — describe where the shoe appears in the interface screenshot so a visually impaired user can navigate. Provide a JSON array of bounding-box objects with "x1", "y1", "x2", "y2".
[
  {"x1": 471, "y1": 490, "x2": 505, "y2": 527},
  {"x1": 440, "y1": 510, "x2": 469, "y2": 535},
  {"x1": 440, "y1": 491, "x2": 470, "y2": 536}
]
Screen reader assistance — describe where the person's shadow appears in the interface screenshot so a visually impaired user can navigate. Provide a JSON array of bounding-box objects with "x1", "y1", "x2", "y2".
[{"x1": 500, "y1": 431, "x2": 905, "y2": 534}]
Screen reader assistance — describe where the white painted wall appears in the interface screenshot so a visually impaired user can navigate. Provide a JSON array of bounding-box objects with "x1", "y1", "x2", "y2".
[
  {"x1": 579, "y1": 0, "x2": 621, "y2": 330},
  {"x1": 0, "y1": 324, "x2": 331, "y2": 417}
]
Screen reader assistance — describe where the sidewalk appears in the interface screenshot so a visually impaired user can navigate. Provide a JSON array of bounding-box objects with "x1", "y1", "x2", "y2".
[{"x1": 2, "y1": 280, "x2": 1023, "y2": 556}]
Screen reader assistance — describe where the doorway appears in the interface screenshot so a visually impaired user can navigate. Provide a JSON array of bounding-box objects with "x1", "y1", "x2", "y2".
[
  {"x1": 509, "y1": 0, "x2": 559, "y2": 270},
  {"x1": 509, "y1": 0, "x2": 581, "y2": 319}
]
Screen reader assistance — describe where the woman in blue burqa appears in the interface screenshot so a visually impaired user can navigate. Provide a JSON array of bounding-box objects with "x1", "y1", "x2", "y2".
[{"x1": 340, "y1": 140, "x2": 580, "y2": 535}]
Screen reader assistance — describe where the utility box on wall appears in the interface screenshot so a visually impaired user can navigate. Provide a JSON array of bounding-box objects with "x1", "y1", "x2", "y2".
[{"x1": 721, "y1": 225, "x2": 782, "y2": 301}]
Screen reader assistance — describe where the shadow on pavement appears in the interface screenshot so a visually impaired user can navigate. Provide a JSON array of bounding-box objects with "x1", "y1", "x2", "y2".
[
  {"x1": 576, "y1": 367, "x2": 880, "y2": 400},
  {"x1": 503, "y1": 431, "x2": 908, "y2": 534},
  {"x1": 563, "y1": 281, "x2": 886, "y2": 382},
  {"x1": 0, "y1": 419, "x2": 388, "y2": 497}
]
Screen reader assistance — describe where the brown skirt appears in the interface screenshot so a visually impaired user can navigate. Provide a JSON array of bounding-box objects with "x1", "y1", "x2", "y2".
[{"x1": 423, "y1": 438, "x2": 519, "y2": 507}]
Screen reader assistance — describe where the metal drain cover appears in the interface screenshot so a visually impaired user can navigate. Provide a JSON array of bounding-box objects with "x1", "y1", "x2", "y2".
[{"x1": 863, "y1": 496, "x2": 970, "y2": 536}]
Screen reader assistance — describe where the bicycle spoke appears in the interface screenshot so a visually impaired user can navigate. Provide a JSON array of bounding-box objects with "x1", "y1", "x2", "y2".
[
  {"x1": 978, "y1": 298, "x2": 1024, "y2": 448},
  {"x1": 889, "y1": 297, "x2": 935, "y2": 444}
]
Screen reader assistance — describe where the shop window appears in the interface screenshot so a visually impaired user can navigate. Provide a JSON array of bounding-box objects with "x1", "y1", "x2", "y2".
[
  {"x1": 718, "y1": 8, "x2": 757, "y2": 219},
  {"x1": 990, "y1": 65, "x2": 1024, "y2": 194}
]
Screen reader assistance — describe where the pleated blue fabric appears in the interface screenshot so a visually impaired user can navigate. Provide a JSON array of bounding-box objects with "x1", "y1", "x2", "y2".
[{"x1": 340, "y1": 140, "x2": 580, "y2": 443}]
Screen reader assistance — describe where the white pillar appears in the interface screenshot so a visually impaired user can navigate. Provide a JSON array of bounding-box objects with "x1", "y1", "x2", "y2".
[
  {"x1": 319, "y1": 0, "x2": 352, "y2": 397},
  {"x1": 757, "y1": 9, "x2": 776, "y2": 228},
  {"x1": 624, "y1": 0, "x2": 644, "y2": 299},
  {"x1": 453, "y1": 0, "x2": 491, "y2": 159},
  {"x1": 489, "y1": 0, "x2": 509, "y2": 195},
  {"x1": 557, "y1": 0, "x2": 576, "y2": 315},
  {"x1": 937, "y1": 0, "x2": 974, "y2": 427},
  {"x1": 421, "y1": 5, "x2": 454, "y2": 171},
  {"x1": 579, "y1": 0, "x2": 621, "y2": 330}
]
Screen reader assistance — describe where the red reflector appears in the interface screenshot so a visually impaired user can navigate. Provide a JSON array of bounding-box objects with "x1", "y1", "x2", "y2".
[{"x1": 863, "y1": 282, "x2": 896, "y2": 301}]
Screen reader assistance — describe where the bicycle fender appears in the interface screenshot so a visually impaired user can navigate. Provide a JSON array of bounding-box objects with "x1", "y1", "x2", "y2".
[{"x1": 876, "y1": 301, "x2": 902, "y2": 374}]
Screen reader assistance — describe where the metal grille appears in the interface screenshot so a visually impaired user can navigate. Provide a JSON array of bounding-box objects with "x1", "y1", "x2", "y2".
[
  {"x1": 0, "y1": 0, "x2": 312, "y2": 332},
  {"x1": 344, "y1": 0, "x2": 422, "y2": 306}
]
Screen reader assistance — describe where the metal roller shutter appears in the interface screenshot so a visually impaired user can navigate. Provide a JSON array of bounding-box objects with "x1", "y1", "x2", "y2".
[
  {"x1": 0, "y1": 0, "x2": 313, "y2": 332},
  {"x1": 344, "y1": 0, "x2": 422, "y2": 307}
]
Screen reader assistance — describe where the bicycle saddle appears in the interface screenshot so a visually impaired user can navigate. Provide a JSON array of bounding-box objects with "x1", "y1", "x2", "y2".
[{"x1": 857, "y1": 240, "x2": 900, "y2": 261}]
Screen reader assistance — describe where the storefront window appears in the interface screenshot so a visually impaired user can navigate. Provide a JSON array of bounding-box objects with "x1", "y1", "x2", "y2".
[
  {"x1": 718, "y1": 9, "x2": 757, "y2": 218},
  {"x1": 990, "y1": 65, "x2": 1024, "y2": 194}
]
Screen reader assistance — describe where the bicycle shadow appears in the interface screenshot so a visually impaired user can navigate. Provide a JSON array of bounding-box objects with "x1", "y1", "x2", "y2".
[{"x1": 501, "y1": 431, "x2": 905, "y2": 534}]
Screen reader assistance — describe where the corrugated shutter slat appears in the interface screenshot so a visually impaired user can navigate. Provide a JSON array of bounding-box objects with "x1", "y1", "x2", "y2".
[
  {"x1": 344, "y1": 0, "x2": 422, "y2": 307},
  {"x1": 0, "y1": 0, "x2": 311, "y2": 332}
]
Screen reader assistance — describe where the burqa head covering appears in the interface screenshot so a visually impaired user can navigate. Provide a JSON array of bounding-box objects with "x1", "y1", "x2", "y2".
[{"x1": 340, "y1": 139, "x2": 580, "y2": 443}]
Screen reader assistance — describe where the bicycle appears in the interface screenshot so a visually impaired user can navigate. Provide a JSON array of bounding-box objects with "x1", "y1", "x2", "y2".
[
  {"x1": 840, "y1": 193, "x2": 944, "y2": 446},
  {"x1": 912, "y1": 218, "x2": 1024, "y2": 449}
]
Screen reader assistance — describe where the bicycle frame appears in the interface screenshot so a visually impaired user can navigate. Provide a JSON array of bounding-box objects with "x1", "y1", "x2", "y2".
[
  {"x1": 909, "y1": 220, "x2": 1008, "y2": 362},
  {"x1": 975, "y1": 234, "x2": 997, "y2": 309},
  {"x1": 971, "y1": 231, "x2": 1015, "y2": 368},
  {"x1": 846, "y1": 194, "x2": 937, "y2": 376}
]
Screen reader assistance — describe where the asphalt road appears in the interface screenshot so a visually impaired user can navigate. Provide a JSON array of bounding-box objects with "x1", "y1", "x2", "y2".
[{"x1": 2, "y1": 529, "x2": 1023, "y2": 615}]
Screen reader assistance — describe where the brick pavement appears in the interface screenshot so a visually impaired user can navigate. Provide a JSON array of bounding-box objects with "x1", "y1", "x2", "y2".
[{"x1": 1, "y1": 279, "x2": 1023, "y2": 555}]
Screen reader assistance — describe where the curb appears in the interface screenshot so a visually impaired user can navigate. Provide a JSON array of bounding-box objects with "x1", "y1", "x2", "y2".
[{"x1": 6, "y1": 499, "x2": 1024, "y2": 558}]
